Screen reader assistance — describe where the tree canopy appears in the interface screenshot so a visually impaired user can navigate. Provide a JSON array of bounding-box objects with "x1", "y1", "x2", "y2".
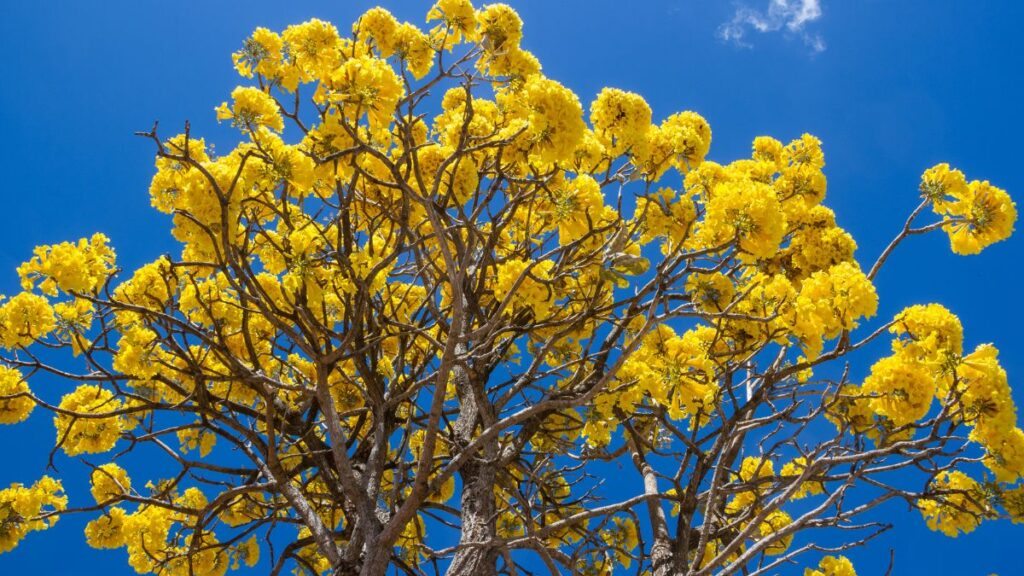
[{"x1": 0, "y1": 2, "x2": 1019, "y2": 575}]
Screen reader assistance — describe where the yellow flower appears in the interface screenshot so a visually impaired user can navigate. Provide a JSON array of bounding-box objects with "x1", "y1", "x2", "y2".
[
  {"x1": 783, "y1": 133, "x2": 825, "y2": 170},
  {"x1": 518, "y1": 76, "x2": 586, "y2": 165},
  {"x1": 660, "y1": 110, "x2": 712, "y2": 172},
  {"x1": 923, "y1": 164, "x2": 1016, "y2": 254},
  {"x1": 219, "y1": 494, "x2": 268, "y2": 528},
  {"x1": 232, "y1": 28, "x2": 294, "y2": 89},
  {"x1": 84, "y1": 507, "x2": 128, "y2": 549},
  {"x1": 393, "y1": 23, "x2": 435, "y2": 79},
  {"x1": 112, "y1": 323, "x2": 166, "y2": 380},
  {"x1": 776, "y1": 206, "x2": 856, "y2": 281},
  {"x1": 113, "y1": 256, "x2": 175, "y2": 310},
  {"x1": 495, "y1": 510, "x2": 525, "y2": 538},
  {"x1": 919, "y1": 471, "x2": 989, "y2": 537},
  {"x1": 686, "y1": 271, "x2": 735, "y2": 312},
  {"x1": 975, "y1": 425, "x2": 1024, "y2": 483},
  {"x1": 616, "y1": 324, "x2": 718, "y2": 422},
  {"x1": 758, "y1": 509, "x2": 794, "y2": 556},
  {"x1": 477, "y1": 45, "x2": 540, "y2": 81},
  {"x1": 776, "y1": 163, "x2": 827, "y2": 212},
  {"x1": 920, "y1": 163, "x2": 968, "y2": 202},
  {"x1": 178, "y1": 427, "x2": 217, "y2": 458},
  {"x1": 890, "y1": 303, "x2": 963, "y2": 374},
  {"x1": 355, "y1": 7, "x2": 400, "y2": 57},
  {"x1": 955, "y1": 344, "x2": 1014, "y2": 433},
  {"x1": 236, "y1": 535, "x2": 260, "y2": 568},
  {"x1": 54, "y1": 385, "x2": 127, "y2": 456},
  {"x1": 599, "y1": 516, "x2": 638, "y2": 568},
  {"x1": 781, "y1": 456, "x2": 824, "y2": 499},
  {"x1": 590, "y1": 88, "x2": 652, "y2": 157},
  {"x1": 698, "y1": 178, "x2": 786, "y2": 259},
  {"x1": 282, "y1": 19, "x2": 341, "y2": 82},
  {"x1": 0, "y1": 366, "x2": 34, "y2": 425},
  {"x1": 805, "y1": 555, "x2": 857, "y2": 576},
  {"x1": 427, "y1": 0, "x2": 478, "y2": 45},
  {"x1": 863, "y1": 353, "x2": 935, "y2": 427},
  {"x1": 826, "y1": 384, "x2": 876, "y2": 435},
  {"x1": 215, "y1": 86, "x2": 283, "y2": 132},
  {"x1": 753, "y1": 136, "x2": 785, "y2": 169},
  {"x1": 89, "y1": 463, "x2": 131, "y2": 504},
  {"x1": 493, "y1": 258, "x2": 555, "y2": 319},
  {"x1": 328, "y1": 55, "x2": 404, "y2": 137},
  {"x1": 476, "y1": 3, "x2": 523, "y2": 53},
  {"x1": 791, "y1": 262, "x2": 878, "y2": 358},
  {"x1": 634, "y1": 187, "x2": 696, "y2": 254},
  {"x1": 549, "y1": 174, "x2": 606, "y2": 246},
  {"x1": 739, "y1": 455, "x2": 775, "y2": 484},
  {"x1": 0, "y1": 292, "x2": 56, "y2": 349},
  {"x1": 0, "y1": 476, "x2": 66, "y2": 553},
  {"x1": 941, "y1": 180, "x2": 1016, "y2": 255},
  {"x1": 18, "y1": 233, "x2": 116, "y2": 296},
  {"x1": 254, "y1": 127, "x2": 316, "y2": 194}
]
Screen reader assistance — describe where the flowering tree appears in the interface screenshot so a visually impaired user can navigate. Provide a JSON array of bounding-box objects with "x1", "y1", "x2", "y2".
[{"x1": 0, "y1": 3, "x2": 1019, "y2": 576}]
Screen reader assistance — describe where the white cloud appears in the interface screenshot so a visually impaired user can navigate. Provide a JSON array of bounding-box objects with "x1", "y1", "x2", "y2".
[{"x1": 718, "y1": 0, "x2": 826, "y2": 53}]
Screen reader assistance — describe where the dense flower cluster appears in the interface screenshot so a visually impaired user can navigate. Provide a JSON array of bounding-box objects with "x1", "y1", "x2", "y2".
[
  {"x1": 53, "y1": 385, "x2": 129, "y2": 456},
  {"x1": 17, "y1": 233, "x2": 116, "y2": 296},
  {"x1": 922, "y1": 164, "x2": 1016, "y2": 254},
  {"x1": 0, "y1": 476, "x2": 66, "y2": 553},
  {"x1": 919, "y1": 471, "x2": 989, "y2": 537},
  {"x1": 805, "y1": 555, "x2": 857, "y2": 576},
  {"x1": 0, "y1": 366, "x2": 33, "y2": 425}
]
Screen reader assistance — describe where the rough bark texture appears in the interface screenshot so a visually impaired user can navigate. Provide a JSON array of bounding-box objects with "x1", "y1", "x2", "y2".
[
  {"x1": 446, "y1": 337, "x2": 499, "y2": 576},
  {"x1": 446, "y1": 461, "x2": 499, "y2": 576}
]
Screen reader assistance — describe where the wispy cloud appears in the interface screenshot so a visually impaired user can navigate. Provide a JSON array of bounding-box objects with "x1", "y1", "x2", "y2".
[{"x1": 718, "y1": 0, "x2": 826, "y2": 53}]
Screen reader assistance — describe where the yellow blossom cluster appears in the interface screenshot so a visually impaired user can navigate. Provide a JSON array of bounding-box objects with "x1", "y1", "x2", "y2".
[
  {"x1": 84, "y1": 485, "x2": 243, "y2": 576},
  {"x1": 790, "y1": 261, "x2": 878, "y2": 358},
  {"x1": 54, "y1": 385, "x2": 129, "y2": 456},
  {"x1": 805, "y1": 555, "x2": 857, "y2": 576},
  {"x1": 821, "y1": 298, "x2": 1022, "y2": 537},
  {"x1": 17, "y1": 233, "x2": 116, "y2": 296},
  {"x1": 720, "y1": 457, "x2": 796, "y2": 557},
  {"x1": 863, "y1": 354, "x2": 936, "y2": 427},
  {"x1": 492, "y1": 258, "x2": 555, "y2": 319},
  {"x1": 877, "y1": 303, "x2": 1022, "y2": 485},
  {"x1": 590, "y1": 88, "x2": 652, "y2": 156},
  {"x1": 598, "y1": 516, "x2": 639, "y2": 568},
  {"x1": 635, "y1": 187, "x2": 697, "y2": 255},
  {"x1": 0, "y1": 292, "x2": 55, "y2": 349},
  {"x1": 612, "y1": 324, "x2": 718, "y2": 428},
  {"x1": 90, "y1": 463, "x2": 132, "y2": 505},
  {"x1": 0, "y1": 476, "x2": 66, "y2": 553},
  {"x1": 546, "y1": 175, "x2": 608, "y2": 246},
  {"x1": 0, "y1": 366, "x2": 33, "y2": 424},
  {"x1": 922, "y1": 164, "x2": 1016, "y2": 255},
  {"x1": 685, "y1": 271, "x2": 735, "y2": 312},
  {"x1": 918, "y1": 470, "x2": 989, "y2": 537},
  {"x1": 215, "y1": 86, "x2": 283, "y2": 132},
  {"x1": 698, "y1": 178, "x2": 786, "y2": 259},
  {"x1": 780, "y1": 456, "x2": 825, "y2": 499},
  {"x1": 426, "y1": 0, "x2": 478, "y2": 45}
]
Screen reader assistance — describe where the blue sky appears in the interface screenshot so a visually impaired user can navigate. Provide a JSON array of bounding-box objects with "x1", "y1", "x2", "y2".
[{"x1": 1, "y1": 1, "x2": 1022, "y2": 574}]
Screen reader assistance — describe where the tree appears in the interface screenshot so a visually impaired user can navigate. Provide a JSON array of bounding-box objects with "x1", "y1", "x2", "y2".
[{"x1": 0, "y1": 2, "x2": 1019, "y2": 575}]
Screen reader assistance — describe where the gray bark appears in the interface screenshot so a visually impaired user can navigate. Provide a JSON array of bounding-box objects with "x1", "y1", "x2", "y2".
[{"x1": 446, "y1": 340, "x2": 498, "y2": 576}]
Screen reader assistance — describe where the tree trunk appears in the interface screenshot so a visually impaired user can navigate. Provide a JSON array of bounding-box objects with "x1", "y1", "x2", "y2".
[
  {"x1": 446, "y1": 460, "x2": 498, "y2": 576},
  {"x1": 446, "y1": 336, "x2": 498, "y2": 576}
]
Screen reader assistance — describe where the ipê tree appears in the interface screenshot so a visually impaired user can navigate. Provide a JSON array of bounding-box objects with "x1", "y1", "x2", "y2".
[{"x1": 0, "y1": 3, "x2": 1020, "y2": 576}]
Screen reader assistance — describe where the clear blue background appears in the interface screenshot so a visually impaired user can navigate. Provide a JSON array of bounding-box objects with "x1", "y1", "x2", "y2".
[{"x1": 1, "y1": 1, "x2": 1021, "y2": 574}]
